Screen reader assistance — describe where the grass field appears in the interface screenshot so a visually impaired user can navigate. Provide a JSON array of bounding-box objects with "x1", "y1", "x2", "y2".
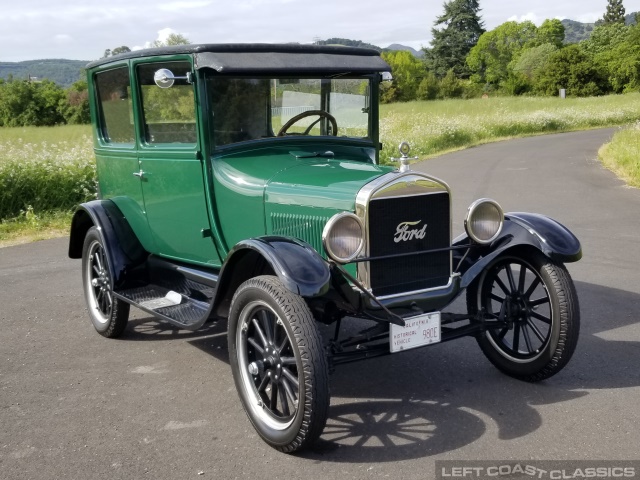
[
  {"x1": 0, "y1": 125, "x2": 94, "y2": 246},
  {"x1": 379, "y1": 93, "x2": 640, "y2": 161},
  {"x1": 599, "y1": 121, "x2": 640, "y2": 188},
  {"x1": 2, "y1": 94, "x2": 640, "y2": 246}
]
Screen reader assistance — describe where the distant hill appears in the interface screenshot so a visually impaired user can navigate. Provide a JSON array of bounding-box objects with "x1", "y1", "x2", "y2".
[
  {"x1": 562, "y1": 19, "x2": 596, "y2": 43},
  {"x1": 562, "y1": 11, "x2": 638, "y2": 43},
  {"x1": 625, "y1": 11, "x2": 639, "y2": 25},
  {"x1": 0, "y1": 59, "x2": 87, "y2": 87},
  {"x1": 315, "y1": 38, "x2": 382, "y2": 51},
  {"x1": 315, "y1": 38, "x2": 424, "y2": 58},
  {"x1": 384, "y1": 44, "x2": 424, "y2": 58},
  {"x1": 6, "y1": 17, "x2": 638, "y2": 85}
]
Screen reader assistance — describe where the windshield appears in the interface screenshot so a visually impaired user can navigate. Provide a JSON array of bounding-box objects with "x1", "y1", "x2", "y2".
[{"x1": 207, "y1": 76, "x2": 372, "y2": 147}]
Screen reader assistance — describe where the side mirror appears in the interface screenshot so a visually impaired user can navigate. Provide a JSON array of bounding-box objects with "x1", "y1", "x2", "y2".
[{"x1": 153, "y1": 69, "x2": 193, "y2": 88}]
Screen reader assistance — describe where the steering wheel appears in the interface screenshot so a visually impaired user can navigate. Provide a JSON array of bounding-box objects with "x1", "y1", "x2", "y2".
[{"x1": 277, "y1": 110, "x2": 338, "y2": 137}]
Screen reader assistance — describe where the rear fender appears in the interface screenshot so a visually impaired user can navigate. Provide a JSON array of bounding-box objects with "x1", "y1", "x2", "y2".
[
  {"x1": 213, "y1": 237, "x2": 330, "y2": 318},
  {"x1": 454, "y1": 212, "x2": 581, "y2": 289},
  {"x1": 68, "y1": 200, "x2": 147, "y2": 288}
]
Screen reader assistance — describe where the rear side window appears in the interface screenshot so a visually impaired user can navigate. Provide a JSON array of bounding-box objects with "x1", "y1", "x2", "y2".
[
  {"x1": 137, "y1": 62, "x2": 197, "y2": 145},
  {"x1": 94, "y1": 67, "x2": 135, "y2": 144}
]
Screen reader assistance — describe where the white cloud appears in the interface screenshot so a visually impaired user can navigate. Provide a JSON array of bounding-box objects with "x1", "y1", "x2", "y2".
[
  {"x1": 577, "y1": 12, "x2": 602, "y2": 23},
  {"x1": 54, "y1": 34, "x2": 73, "y2": 43},
  {"x1": 158, "y1": 1, "x2": 211, "y2": 12},
  {"x1": 507, "y1": 12, "x2": 541, "y2": 24},
  {"x1": 133, "y1": 27, "x2": 189, "y2": 49}
]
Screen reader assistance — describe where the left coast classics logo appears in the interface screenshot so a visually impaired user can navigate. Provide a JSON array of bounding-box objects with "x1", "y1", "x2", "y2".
[{"x1": 394, "y1": 220, "x2": 427, "y2": 243}]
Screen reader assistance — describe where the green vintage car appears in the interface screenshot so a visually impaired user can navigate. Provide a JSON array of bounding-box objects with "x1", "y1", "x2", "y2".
[{"x1": 69, "y1": 44, "x2": 581, "y2": 453}]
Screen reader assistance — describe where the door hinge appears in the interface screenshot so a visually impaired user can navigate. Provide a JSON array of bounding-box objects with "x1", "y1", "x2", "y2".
[{"x1": 201, "y1": 228, "x2": 212, "y2": 238}]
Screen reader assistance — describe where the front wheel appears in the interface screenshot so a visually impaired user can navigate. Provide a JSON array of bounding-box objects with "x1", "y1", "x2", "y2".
[
  {"x1": 228, "y1": 276, "x2": 330, "y2": 453},
  {"x1": 467, "y1": 251, "x2": 580, "y2": 382}
]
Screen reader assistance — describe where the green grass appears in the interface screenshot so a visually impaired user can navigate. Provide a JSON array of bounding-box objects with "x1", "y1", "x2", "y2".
[
  {"x1": 0, "y1": 209, "x2": 74, "y2": 247},
  {"x1": 2, "y1": 93, "x2": 640, "y2": 246},
  {"x1": 0, "y1": 124, "x2": 91, "y2": 149},
  {"x1": 0, "y1": 125, "x2": 96, "y2": 220},
  {"x1": 379, "y1": 93, "x2": 640, "y2": 162},
  {"x1": 599, "y1": 123, "x2": 640, "y2": 188}
]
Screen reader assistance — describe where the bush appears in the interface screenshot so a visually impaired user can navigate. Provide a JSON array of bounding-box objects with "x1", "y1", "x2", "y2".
[
  {"x1": 0, "y1": 79, "x2": 90, "y2": 127},
  {"x1": 417, "y1": 72, "x2": 440, "y2": 100},
  {"x1": 0, "y1": 79, "x2": 66, "y2": 127},
  {"x1": 502, "y1": 73, "x2": 532, "y2": 96},
  {"x1": 535, "y1": 44, "x2": 608, "y2": 97},
  {"x1": 439, "y1": 70, "x2": 464, "y2": 99}
]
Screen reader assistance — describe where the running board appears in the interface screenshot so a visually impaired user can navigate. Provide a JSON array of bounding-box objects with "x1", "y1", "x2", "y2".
[{"x1": 114, "y1": 256, "x2": 219, "y2": 331}]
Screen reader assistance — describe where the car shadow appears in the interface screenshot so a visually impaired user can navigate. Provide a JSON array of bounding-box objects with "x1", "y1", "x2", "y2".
[
  {"x1": 300, "y1": 280, "x2": 640, "y2": 462},
  {"x1": 118, "y1": 280, "x2": 640, "y2": 462}
]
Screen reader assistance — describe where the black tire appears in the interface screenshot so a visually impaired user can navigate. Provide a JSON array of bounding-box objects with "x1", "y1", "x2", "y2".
[
  {"x1": 466, "y1": 250, "x2": 580, "y2": 382},
  {"x1": 228, "y1": 276, "x2": 330, "y2": 453},
  {"x1": 81, "y1": 226, "x2": 130, "y2": 338}
]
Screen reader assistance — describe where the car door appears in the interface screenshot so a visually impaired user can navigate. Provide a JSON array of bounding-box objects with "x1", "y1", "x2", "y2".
[
  {"x1": 92, "y1": 64, "x2": 157, "y2": 252},
  {"x1": 133, "y1": 59, "x2": 221, "y2": 266}
]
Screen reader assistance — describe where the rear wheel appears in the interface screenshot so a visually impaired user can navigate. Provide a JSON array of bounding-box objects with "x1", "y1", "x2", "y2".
[
  {"x1": 228, "y1": 276, "x2": 329, "y2": 453},
  {"x1": 467, "y1": 251, "x2": 579, "y2": 382},
  {"x1": 81, "y1": 227, "x2": 130, "y2": 338}
]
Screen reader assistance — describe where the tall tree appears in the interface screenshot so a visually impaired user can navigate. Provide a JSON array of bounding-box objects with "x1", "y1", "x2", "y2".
[
  {"x1": 603, "y1": 0, "x2": 626, "y2": 25},
  {"x1": 424, "y1": 0, "x2": 485, "y2": 78},
  {"x1": 537, "y1": 19, "x2": 565, "y2": 48},
  {"x1": 380, "y1": 51, "x2": 425, "y2": 102},
  {"x1": 467, "y1": 21, "x2": 539, "y2": 86}
]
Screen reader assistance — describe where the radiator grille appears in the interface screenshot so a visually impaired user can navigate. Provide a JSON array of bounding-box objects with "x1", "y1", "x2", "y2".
[
  {"x1": 368, "y1": 192, "x2": 451, "y2": 297},
  {"x1": 270, "y1": 213, "x2": 329, "y2": 253}
]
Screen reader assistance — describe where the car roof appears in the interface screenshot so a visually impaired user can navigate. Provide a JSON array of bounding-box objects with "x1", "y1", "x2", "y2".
[{"x1": 86, "y1": 43, "x2": 391, "y2": 74}]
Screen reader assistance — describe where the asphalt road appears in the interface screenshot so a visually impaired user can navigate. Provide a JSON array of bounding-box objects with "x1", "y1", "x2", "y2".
[{"x1": 1, "y1": 129, "x2": 639, "y2": 479}]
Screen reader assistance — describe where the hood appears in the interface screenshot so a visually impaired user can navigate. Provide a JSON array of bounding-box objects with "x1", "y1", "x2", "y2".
[{"x1": 266, "y1": 156, "x2": 391, "y2": 212}]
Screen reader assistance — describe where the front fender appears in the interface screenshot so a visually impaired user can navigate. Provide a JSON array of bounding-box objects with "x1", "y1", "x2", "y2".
[
  {"x1": 454, "y1": 212, "x2": 581, "y2": 289},
  {"x1": 68, "y1": 200, "x2": 147, "y2": 288},
  {"x1": 212, "y1": 236, "x2": 331, "y2": 318}
]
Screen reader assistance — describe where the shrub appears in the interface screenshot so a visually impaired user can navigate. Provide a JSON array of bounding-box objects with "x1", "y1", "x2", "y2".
[
  {"x1": 535, "y1": 44, "x2": 608, "y2": 96},
  {"x1": 417, "y1": 72, "x2": 440, "y2": 100},
  {"x1": 439, "y1": 70, "x2": 464, "y2": 99}
]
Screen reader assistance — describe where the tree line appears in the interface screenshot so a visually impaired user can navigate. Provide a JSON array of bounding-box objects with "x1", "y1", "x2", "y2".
[
  {"x1": 0, "y1": 77, "x2": 89, "y2": 127},
  {"x1": 2, "y1": 5, "x2": 639, "y2": 128},
  {"x1": 381, "y1": 0, "x2": 640, "y2": 102},
  {"x1": 0, "y1": 35, "x2": 192, "y2": 128}
]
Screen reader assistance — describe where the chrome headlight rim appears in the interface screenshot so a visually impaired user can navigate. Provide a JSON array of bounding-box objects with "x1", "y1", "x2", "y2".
[
  {"x1": 465, "y1": 198, "x2": 504, "y2": 245},
  {"x1": 322, "y1": 212, "x2": 365, "y2": 264}
]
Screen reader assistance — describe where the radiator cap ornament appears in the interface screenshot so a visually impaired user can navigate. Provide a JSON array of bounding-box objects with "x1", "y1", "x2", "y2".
[{"x1": 391, "y1": 142, "x2": 418, "y2": 173}]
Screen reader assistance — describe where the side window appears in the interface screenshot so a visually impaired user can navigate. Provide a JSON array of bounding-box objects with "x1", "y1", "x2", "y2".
[
  {"x1": 95, "y1": 67, "x2": 135, "y2": 144},
  {"x1": 138, "y1": 62, "x2": 197, "y2": 144}
]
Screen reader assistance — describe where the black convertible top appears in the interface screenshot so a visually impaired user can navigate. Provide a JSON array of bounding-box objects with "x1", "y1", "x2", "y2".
[{"x1": 86, "y1": 43, "x2": 391, "y2": 74}]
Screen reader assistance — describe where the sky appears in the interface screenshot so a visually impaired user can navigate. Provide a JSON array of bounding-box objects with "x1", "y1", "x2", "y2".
[{"x1": 2, "y1": 0, "x2": 640, "y2": 62}]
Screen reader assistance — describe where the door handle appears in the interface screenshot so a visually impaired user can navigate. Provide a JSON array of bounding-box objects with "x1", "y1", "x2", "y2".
[{"x1": 132, "y1": 171, "x2": 145, "y2": 178}]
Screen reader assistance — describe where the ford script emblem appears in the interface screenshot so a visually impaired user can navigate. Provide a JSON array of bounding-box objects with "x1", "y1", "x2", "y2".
[{"x1": 394, "y1": 220, "x2": 427, "y2": 243}]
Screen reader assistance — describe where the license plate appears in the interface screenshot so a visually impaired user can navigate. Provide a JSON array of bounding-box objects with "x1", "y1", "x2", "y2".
[{"x1": 389, "y1": 312, "x2": 441, "y2": 353}]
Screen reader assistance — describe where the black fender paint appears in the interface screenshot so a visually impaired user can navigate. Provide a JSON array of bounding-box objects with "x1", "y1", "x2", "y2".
[
  {"x1": 68, "y1": 200, "x2": 147, "y2": 288},
  {"x1": 453, "y1": 212, "x2": 582, "y2": 289},
  {"x1": 220, "y1": 236, "x2": 330, "y2": 296}
]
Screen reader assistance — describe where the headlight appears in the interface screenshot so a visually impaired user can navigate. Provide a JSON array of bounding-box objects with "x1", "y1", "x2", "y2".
[
  {"x1": 322, "y1": 213, "x2": 364, "y2": 263},
  {"x1": 465, "y1": 199, "x2": 504, "y2": 244}
]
